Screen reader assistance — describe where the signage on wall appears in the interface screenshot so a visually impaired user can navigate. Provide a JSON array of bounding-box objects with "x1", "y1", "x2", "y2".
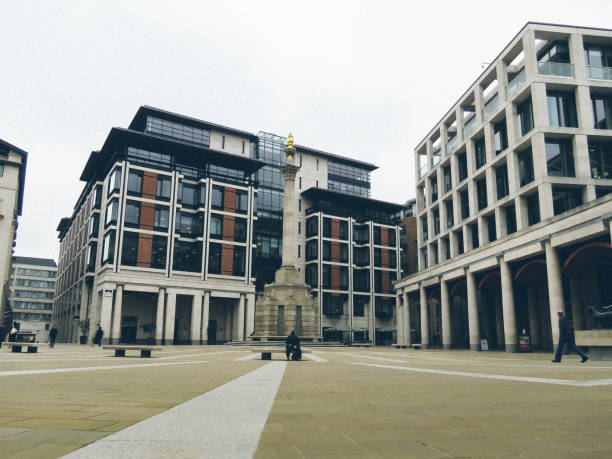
[
  {"x1": 480, "y1": 338, "x2": 489, "y2": 351},
  {"x1": 103, "y1": 290, "x2": 113, "y2": 297}
]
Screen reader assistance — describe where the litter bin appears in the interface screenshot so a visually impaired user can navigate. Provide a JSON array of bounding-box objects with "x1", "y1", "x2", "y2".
[{"x1": 519, "y1": 331, "x2": 531, "y2": 352}]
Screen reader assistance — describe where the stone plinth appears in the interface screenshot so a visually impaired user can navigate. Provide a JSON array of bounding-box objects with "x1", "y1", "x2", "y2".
[
  {"x1": 575, "y1": 329, "x2": 612, "y2": 360},
  {"x1": 254, "y1": 267, "x2": 320, "y2": 340}
]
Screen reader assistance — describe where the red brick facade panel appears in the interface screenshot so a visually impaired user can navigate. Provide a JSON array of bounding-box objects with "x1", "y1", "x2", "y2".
[
  {"x1": 221, "y1": 244, "x2": 234, "y2": 276},
  {"x1": 224, "y1": 187, "x2": 236, "y2": 213},
  {"x1": 137, "y1": 233, "x2": 153, "y2": 268},
  {"x1": 382, "y1": 270, "x2": 390, "y2": 293},
  {"x1": 142, "y1": 171, "x2": 157, "y2": 200},
  {"x1": 222, "y1": 215, "x2": 235, "y2": 242},
  {"x1": 331, "y1": 219, "x2": 340, "y2": 239},
  {"x1": 331, "y1": 265, "x2": 340, "y2": 290}
]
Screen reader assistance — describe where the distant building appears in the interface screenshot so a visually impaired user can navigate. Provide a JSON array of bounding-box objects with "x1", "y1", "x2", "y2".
[
  {"x1": 6, "y1": 257, "x2": 57, "y2": 342},
  {"x1": 0, "y1": 139, "x2": 27, "y2": 324}
]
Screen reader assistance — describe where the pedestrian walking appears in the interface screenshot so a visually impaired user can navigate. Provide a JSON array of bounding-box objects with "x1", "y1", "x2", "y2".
[
  {"x1": 552, "y1": 310, "x2": 588, "y2": 363},
  {"x1": 94, "y1": 326, "x2": 104, "y2": 347},
  {"x1": 49, "y1": 326, "x2": 58, "y2": 348}
]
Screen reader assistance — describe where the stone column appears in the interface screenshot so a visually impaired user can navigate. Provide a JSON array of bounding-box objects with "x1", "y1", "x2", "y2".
[
  {"x1": 395, "y1": 294, "x2": 404, "y2": 345},
  {"x1": 419, "y1": 284, "x2": 429, "y2": 348},
  {"x1": 155, "y1": 288, "x2": 165, "y2": 345},
  {"x1": 527, "y1": 287, "x2": 540, "y2": 350},
  {"x1": 245, "y1": 293, "x2": 255, "y2": 339},
  {"x1": 111, "y1": 285, "x2": 123, "y2": 344},
  {"x1": 403, "y1": 291, "x2": 411, "y2": 346},
  {"x1": 237, "y1": 294, "x2": 246, "y2": 342},
  {"x1": 281, "y1": 138, "x2": 299, "y2": 269},
  {"x1": 499, "y1": 259, "x2": 518, "y2": 352},
  {"x1": 545, "y1": 241, "x2": 564, "y2": 346},
  {"x1": 466, "y1": 270, "x2": 480, "y2": 351},
  {"x1": 99, "y1": 289, "x2": 113, "y2": 345},
  {"x1": 165, "y1": 292, "x2": 177, "y2": 345},
  {"x1": 202, "y1": 292, "x2": 210, "y2": 344},
  {"x1": 495, "y1": 295, "x2": 505, "y2": 348},
  {"x1": 191, "y1": 292, "x2": 203, "y2": 345},
  {"x1": 440, "y1": 279, "x2": 451, "y2": 349}
]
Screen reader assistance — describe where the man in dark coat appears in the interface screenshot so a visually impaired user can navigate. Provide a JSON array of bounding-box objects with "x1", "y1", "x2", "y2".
[
  {"x1": 49, "y1": 327, "x2": 58, "y2": 348},
  {"x1": 94, "y1": 326, "x2": 104, "y2": 347},
  {"x1": 285, "y1": 330, "x2": 302, "y2": 361},
  {"x1": 552, "y1": 310, "x2": 588, "y2": 363}
]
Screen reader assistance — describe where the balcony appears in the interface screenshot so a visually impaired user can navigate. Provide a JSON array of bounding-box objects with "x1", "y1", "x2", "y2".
[
  {"x1": 463, "y1": 116, "x2": 477, "y2": 139},
  {"x1": 587, "y1": 66, "x2": 612, "y2": 80},
  {"x1": 446, "y1": 136, "x2": 458, "y2": 154},
  {"x1": 538, "y1": 61, "x2": 573, "y2": 77},
  {"x1": 483, "y1": 93, "x2": 499, "y2": 119},
  {"x1": 506, "y1": 68, "x2": 526, "y2": 97},
  {"x1": 419, "y1": 163, "x2": 428, "y2": 178}
]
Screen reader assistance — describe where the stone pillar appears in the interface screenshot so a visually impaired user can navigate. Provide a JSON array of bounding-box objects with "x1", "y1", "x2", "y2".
[
  {"x1": 440, "y1": 279, "x2": 451, "y2": 349},
  {"x1": 281, "y1": 139, "x2": 299, "y2": 269},
  {"x1": 499, "y1": 259, "x2": 518, "y2": 352},
  {"x1": 495, "y1": 295, "x2": 505, "y2": 349},
  {"x1": 419, "y1": 284, "x2": 429, "y2": 348},
  {"x1": 237, "y1": 294, "x2": 246, "y2": 342},
  {"x1": 111, "y1": 285, "x2": 123, "y2": 344},
  {"x1": 527, "y1": 287, "x2": 540, "y2": 349},
  {"x1": 569, "y1": 278, "x2": 584, "y2": 331},
  {"x1": 99, "y1": 289, "x2": 113, "y2": 345},
  {"x1": 246, "y1": 293, "x2": 255, "y2": 339},
  {"x1": 202, "y1": 292, "x2": 210, "y2": 344},
  {"x1": 191, "y1": 292, "x2": 203, "y2": 345},
  {"x1": 403, "y1": 291, "x2": 411, "y2": 346},
  {"x1": 155, "y1": 288, "x2": 165, "y2": 345},
  {"x1": 395, "y1": 294, "x2": 404, "y2": 345},
  {"x1": 165, "y1": 292, "x2": 177, "y2": 345},
  {"x1": 466, "y1": 270, "x2": 480, "y2": 351},
  {"x1": 545, "y1": 241, "x2": 564, "y2": 346}
]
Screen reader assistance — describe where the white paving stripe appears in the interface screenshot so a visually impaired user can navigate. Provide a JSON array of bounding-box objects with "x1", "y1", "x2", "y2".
[
  {"x1": 0, "y1": 360, "x2": 210, "y2": 377},
  {"x1": 351, "y1": 362, "x2": 612, "y2": 387},
  {"x1": 63, "y1": 361, "x2": 287, "y2": 459},
  {"x1": 234, "y1": 353, "x2": 260, "y2": 361},
  {"x1": 304, "y1": 353, "x2": 327, "y2": 362}
]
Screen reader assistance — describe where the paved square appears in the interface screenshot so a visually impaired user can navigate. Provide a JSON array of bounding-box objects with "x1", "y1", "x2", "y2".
[{"x1": 1, "y1": 344, "x2": 611, "y2": 458}]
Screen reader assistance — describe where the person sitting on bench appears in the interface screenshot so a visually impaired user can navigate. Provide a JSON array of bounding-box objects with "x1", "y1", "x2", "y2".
[{"x1": 285, "y1": 330, "x2": 302, "y2": 361}]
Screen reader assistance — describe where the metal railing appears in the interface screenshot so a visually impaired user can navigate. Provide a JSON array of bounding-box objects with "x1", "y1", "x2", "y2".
[
  {"x1": 463, "y1": 117, "x2": 477, "y2": 139},
  {"x1": 506, "y1": 68, "x2": 526, "y2": 97},
  {"x1": 446, "y1": 136, "x2": 458, "y2": 153},
  {"x1": 483, "y1": 93, "x2": 499, "y2": 119}
]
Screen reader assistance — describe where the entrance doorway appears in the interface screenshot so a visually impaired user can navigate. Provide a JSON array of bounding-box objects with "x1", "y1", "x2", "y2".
[
  {"x1": 120, "y1": 316, "x2": 138, "y2": 344},
  {"x1": 208, "y1": 320, "x2": 217, "y2": 345}
]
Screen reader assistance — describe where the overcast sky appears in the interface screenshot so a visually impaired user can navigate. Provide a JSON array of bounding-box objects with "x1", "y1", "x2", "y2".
[{"x1": 2, "y1": 0, "x2": 611, "y2": 260}]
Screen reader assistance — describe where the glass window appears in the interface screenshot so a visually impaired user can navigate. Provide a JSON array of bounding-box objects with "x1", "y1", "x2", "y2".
[
  {"x1": 107, "y1": 168, "x2": 121, "y2": 196},
  {"x1": 552, "y1": 187, "x2": 583, "y2": 215},
  {"x1": 105, "y1": 200, "x2": 118, "y2": 226},
  {"x1": 212, "y1": 186, "x2": 224, "y2": 209},
  {"x1": 210, "y1": 214, "x2": 223, "y2": 238},
  {"x1": 470, "y1": 223, "x2": 479, "y2": 250},
  {"x1": 323, "y1": 218, "x2": 331, "y2": 238},
  {"x1": 460, "y1": 190, "x2": 469, "y2": 220},
  {"x1": 234, "y1": 218, "x2": 247, "y2": 242},
  {"x1": 487, "y1": 215, "x2": 496, "y2": 242},
  {"x1": 88, "y1": 214, "x2": 99, "y2": 237},
  {"x1": 476, "y1": 178, "x2": 488, "y2": 210},
  {"x1": 456, "y1": 230, "x2": 464, "y2": 255},
  {"x1": 176, "y1": 212, "x2": 202, "y2": 237},
  {"x1": 433, "y1": 209, "x2": 440, "y2": 235},
  {"x1": 458, "y1": 153, "x2": 468, "y2": 182},
  {"x1": 430, "y1": 177, "x2": 438, "y2": 202},
  {"x1": 121, "y1": 232, "x2": 139, "y2": 266},
  {"x1": 156, "y1": 176, "x2": 172, "y2": 201},
  {"x1": 496, "y1": 164, "x2": 509, "y2": 199},
  {"x1": 173, "y1": 240, "x2": 202, "y2": 272},
  {"x1": 474, "y1": 137, "x2": 486, "y2": 169},
  {"x1": 373, "y1": 226, "x2": 381, "y2": 245},
  {"x1": 306, "y1": 240, "x2": 318, "y2": 261},
  {"x1": 445, "y1": 199, "x2": 454, "y2": 228},
  {"x1": 146, "y1": 116, "x2": 210, "y2": 146},
  {"x1": 236, "y1": 190, "x2": 249, "y2": 214},
  {"x1": 526, "y1": 193, "x2": 540, "y2": 226},
  {"x1": 306, "y1": 216, "x2": 318, "y2": 237},
  {"x1": 518, "y1": 148, "x2": 535, "y2": 186},
  {"x1": 546, "y1": 139, "x2": 575, "y2": 177},
  {"x1": 517, "y1": 97, "x2": 534, "y2": 136},
  {"x1": 589, "y1": 141, "x2": 612, "y2": 179},
  {"x1": 339, "y1": 221, "x2": 348, "y2": 240},
  {"x1": 506, "y1": 205, "x2": 517, "y2": 235},
  {"x1": 127, "y1": 170, "x2": 143, "y2": 196},
  {"x1": 208, "y1": 242, "x2": 222, "y2": 274},
  {"x1": 592, "y1": 95, "x2": 612, "y2": 130},
  {"x1": 124, "y1": 201, "x2": 141, "y2": 228},
  {"x1": 494, "y1": 119, "x2": 508, "y2": 155},
  {"x1": 443, "y1": 166, "x2": 452, "y2": 193},
  {"x1": 547, "y1": 90, "x2": 578, "y2": 127},
  {"x1": 233, "y1": 246, "x2": 246, "y2": 276},
  {"x1": 305, "y1": 264, "x2": 318, "y2": 288},
  {"x1": 102, "y1": 231, "x2": 115, "y2": 264},
  {"x1": 127, "y1": 147, "x2": 172, "y2": 169},
  {"x1": 154, "y1": 206, "x2": 169, "y2": 231},
  {"x1": 178, "y1": 182, "x2": 199, "y2": 208}
]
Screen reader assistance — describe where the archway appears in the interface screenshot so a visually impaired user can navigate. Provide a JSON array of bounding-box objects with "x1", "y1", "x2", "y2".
[
  {"x1": 478, "y1": 271, "x2": 504, "y2": 350},
  {"x1": 449, "y1": 280, "x2": 469, "y2": 349}
]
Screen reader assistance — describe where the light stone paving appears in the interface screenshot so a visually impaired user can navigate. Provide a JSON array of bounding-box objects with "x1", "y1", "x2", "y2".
[
  {"x1": 62, "y1": 362, "x2": 287, "y2": 459},
  {"x1": 1, "y1": 344, "x2": 612, "y2": 458}
]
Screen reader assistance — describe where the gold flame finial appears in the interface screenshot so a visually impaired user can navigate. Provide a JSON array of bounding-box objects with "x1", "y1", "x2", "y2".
[{"x1": 285, "y1": 132, "x2": 296, "y2": 160}]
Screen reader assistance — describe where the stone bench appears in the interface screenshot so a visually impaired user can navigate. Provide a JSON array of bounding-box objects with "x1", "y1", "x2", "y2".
[
  {"x1": 351, "y1": 343, "x2": 372, "y2": 347},
  {"x1": 5, "y1": 343, "x2": 38, "y2": 353},
  {"x1": 392, "y1": 344, "x2": 408, "y2": 349},
  {"x1": 103, "y1": 345, "x2": 162, "y2": 358},
  {"x1": 251, "y1": 348, "x2": 312, "y2": 360},
  {"x1": 412, "y1": 343, "x2": 422, "y2": 350}
]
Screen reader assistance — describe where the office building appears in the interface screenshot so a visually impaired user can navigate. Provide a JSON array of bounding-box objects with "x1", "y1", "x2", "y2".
[
  {"x1": 0, "y1": 138, "x2": 27, "y2": 323},
  {"x1": 395, "y1": 23, "x2": 612, "y2": 356},
  {"x1": 6, "y1": 257, "x2": 57, "y2": 342}
]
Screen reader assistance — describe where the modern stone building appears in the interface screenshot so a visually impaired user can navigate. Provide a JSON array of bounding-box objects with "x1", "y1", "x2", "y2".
[
  {"x1": 55, "y1": 107, "x2": 262, "y2": 345},
  {"x1": 0, "y1": 139, "x2": 27, "y2": 323},
  {"x1": 55, "y1": 107, "x2": 404, "y2": 345},
  {"x1": 397, "y1": 199, "x2": 418, "y2": 277},
  {"x1": 395, "y1": 23, "x2": 612, "y2": 355},
  {"x1": 6, "y1": 257, "x2": 57, "y2": 342}
]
